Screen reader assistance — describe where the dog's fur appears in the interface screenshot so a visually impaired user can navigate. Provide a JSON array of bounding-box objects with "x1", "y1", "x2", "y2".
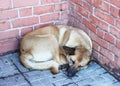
[{"x1": 20, "y1": 25, "x2": 92, "y2": 76}]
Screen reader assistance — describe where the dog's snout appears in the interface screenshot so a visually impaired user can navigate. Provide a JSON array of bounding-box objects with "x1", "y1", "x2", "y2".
[{"x1": 67, "y1": 66, "x2": 77, "y2": 77}]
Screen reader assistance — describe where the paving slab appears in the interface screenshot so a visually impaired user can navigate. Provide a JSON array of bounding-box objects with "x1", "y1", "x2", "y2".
[
  {"x1": 0, "y1": 74, "x2": 30, "y2": 86},
  {"x1": 0, "y1": 54, "x2": 19, "y2": 78},
  {"x1": 0, "y1": 53, "x2": 120, "y2": 86}
]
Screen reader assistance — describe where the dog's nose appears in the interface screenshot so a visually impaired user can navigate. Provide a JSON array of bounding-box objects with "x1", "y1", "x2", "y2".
[{"x1": 67, "y1": 66, "x2": 76, "y2": 77}]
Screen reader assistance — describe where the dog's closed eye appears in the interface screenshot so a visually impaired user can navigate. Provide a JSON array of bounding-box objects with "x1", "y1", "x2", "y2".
[{"x1": 70, "y1": 59, "x2": 75, "y2": 64}]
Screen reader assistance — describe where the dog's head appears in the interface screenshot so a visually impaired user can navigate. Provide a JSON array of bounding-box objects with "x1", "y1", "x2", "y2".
[{"x1": 63, "y1": 46, "x2": 91, "y2": 77}]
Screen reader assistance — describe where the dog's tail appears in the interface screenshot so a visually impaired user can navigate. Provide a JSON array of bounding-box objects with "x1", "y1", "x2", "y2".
[{"x1": 20, "y1": 53, "x2": 59, "y2": 70}]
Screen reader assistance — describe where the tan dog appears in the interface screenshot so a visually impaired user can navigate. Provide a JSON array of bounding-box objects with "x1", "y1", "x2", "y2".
[{"x1": 20, "y1": 25, "x2": 92, "y2": 77}]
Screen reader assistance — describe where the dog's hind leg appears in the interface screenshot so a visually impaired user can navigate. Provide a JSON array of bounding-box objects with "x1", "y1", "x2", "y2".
[{"x1": 20, "y1": 53, "x2": 60, "y2": 74}]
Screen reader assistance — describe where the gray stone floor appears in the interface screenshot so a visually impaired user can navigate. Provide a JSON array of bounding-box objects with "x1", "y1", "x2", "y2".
[{"x1": 0, "y1": 53, "x2": 120, "y2": 86}]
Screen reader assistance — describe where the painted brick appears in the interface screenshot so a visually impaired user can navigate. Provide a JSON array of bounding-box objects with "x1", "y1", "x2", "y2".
[
  {"x1": 105, "y1": 33, "x2": 115, "y2": 44},
  {"x1": 94, "y1": 9, "x2": 114, "y2": 25},
  {"x1": 0, "y1": 9, "x2": 18, "y2": 20},
  {"x1": 0, "y1": 39, "x2": 18, "y2": 54},
  {"x1": 110, "y1": 5, "x2": 120, "y2": 18},
  {"x1": 83, "y1": 18, "x2": 96, "y2": 33},
  {"x1": 90, "y1": 15, "x2": 108, "y2": 31},
  {"x1": 116, "y1": 19, "x2": 120, "y2": 28},
  {"x1": 21, "y1": 27, "x2": 33, "y2": 36},
  {"x1": 110, "y1": 0, "x2": 120, "y2": 7},
  {"x1": 116, "y1": 40, "x2": 120, "y2": 49},
  {"x1": 40, "y1": 13, "x2": 60, "y2": 22},
  {"x1": 12, "y1": 17, "x2": 39, "y2": 28},
  {"x1": 41, "y1": 0, "x2": 58, "y2": 4},
  {"x1": 110, "y1": 26, "x2": 120, "y2": 38},
  {"x1": 20, "y1": 7, "x2": 32, "y2": 17},
  {"x1": 13, "y1": 0, "x2": 39, "y2": 8},
  {"x1": 0, "y1": 0, "x2": 12, "y2": 10},
  {"x1": 0, "y1": 21, "x2": 10, "y2": 31},
  {"x1": 34, "y1": 5, "x2": 54, "y2": 15},
  {"x1": 0, "y1": 30, "x2": 19, "y2": 40}
]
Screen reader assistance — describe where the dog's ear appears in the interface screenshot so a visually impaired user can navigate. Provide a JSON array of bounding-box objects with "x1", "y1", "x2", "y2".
[
  {"x1": 63, "y1": 46, "x2": 76, "y2": 55},
  {"x1": 75, "y1": 46, "x2": 91, "y2": 56}
]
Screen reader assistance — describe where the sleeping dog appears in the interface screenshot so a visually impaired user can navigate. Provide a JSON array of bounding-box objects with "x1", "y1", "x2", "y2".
[{"x1": 20, "y1": 25, "x2": 92, "y2": 77}]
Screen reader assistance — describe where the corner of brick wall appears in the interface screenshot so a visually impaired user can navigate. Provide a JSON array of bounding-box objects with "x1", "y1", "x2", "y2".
[
  {"x1": 68, "y1": 0, "x2": 120, "y2": 80},
  {"x1": 0, "y1": 0, "x2": 69, "y2": 55}
]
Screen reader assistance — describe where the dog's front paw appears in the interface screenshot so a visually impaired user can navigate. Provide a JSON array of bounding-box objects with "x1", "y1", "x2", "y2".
[{"x1": 51, "y1": 67, "x2": 59, "y2": 74}]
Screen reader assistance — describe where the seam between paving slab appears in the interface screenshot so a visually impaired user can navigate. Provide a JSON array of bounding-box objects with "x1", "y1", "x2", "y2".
[{"x1": 12, "y1": 60, "x2": 32, "y2": 86}]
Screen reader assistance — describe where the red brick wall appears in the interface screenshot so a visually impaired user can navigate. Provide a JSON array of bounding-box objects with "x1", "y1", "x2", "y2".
[
  {"x1": 68, "y1": 0, "x2": 120, "y2": 80},
  {"x1": 0, "y1": 0, "x2": 68, "y2": 54}
]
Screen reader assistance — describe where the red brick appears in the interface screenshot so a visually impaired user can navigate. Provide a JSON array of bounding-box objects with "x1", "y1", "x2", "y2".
[
  {"x1": 61, "y1": 11, "x2": 68, "y2": 19},
  {"x1": 55, "y1": 2, "x2": 68, "y2": 11},
  {"x1": 110, "y1": 5, "x2": 120, "y2": 17},
  {"x1": 88, "y1": 0, "x2": 102, "y2": 7},
  {"x1": 110, "y1": 26, "x2": 120, "y2": 38},
  {"x1": 98, "y1": 54, "x2": 110, "y2": 65},
  {"x1": 93, "y1": 41, "x2": 100, "y2": 51},
  {"x1": 94, "y1": 9, "x2": 114, "y2": 25},
  {"x1": 83, "y1": 1, "x2": 93, "y2": 12},
  {"x1": 90, "y1": 15, "x2": 108, "y2": 31},
  {"x1": 0, "y1": 39, "x2": 18, "y2": 54},
  {"x1": 100, "y1": 47, "x2": 113, "y2": 60},
  {"x1": 20, "y1": 7, "x2": 32, "y2": 17},
  {"x1": 109, "y1": 44, "x2": 120, "y2": 57},
  {"x1": 116, "y1": 19, "x2": 120, "y2": 28},
  {"x1": 110, "y1": 0, "x2": 120, "y2": 7},
  {"x1": 98, "y1": 1, "x2": 109, "y2": 12},
  {"x1": 77, "y1": 5, "x2": 89, "y2": 18},
  {"x1": 97, "y1": 29, "x2": 105, "y2": 38},
  {"x1": 90, "y1": 31, "x2": 109, "y2": 48},
  {"x1": 0, "y1": 9, "x2": 18, "y2": 20},
  {"x1": 0, "y1": 0, "x2": 12, "y2": 10},
  {"x1": 34, "y1": 23, "x2": 53, "y2": 30},
  {"x1": 40, "y1": 13, "x2": 60, "y2": 22},
  {"x1": 88, "y1": 0, "x2": 109, "y2": 12},
  {"x1": 0, "y1": 21, "x2": 10, "y2": 31},
  {"x1": 34, "y1": 5, "x2": 54, "y2": 15},
  {"x1": 105, "y1": 33, "x2": 115, "y2": 44},
  {"x1": 116, "y1": 57, "x2": 120, "y2": 68},
  {"x1": 0, "y1": 30, "x2": 19, "y2": 40},
  {"x1": 61, "y1": 2, "x2": 68, "y2": 11},
  {"x1": 21, "y1": 27, "x2": 33, "y2": 36},
  {"x1": 41, "y1": 0, "x2": 58, "y2": 4},
  {"x1": 13, "y1": 0, "x2": 38, "y2": 8},
  {"x1": 76, "y1": 0, "x2": 82, "y2": 5},
  {"x1": 12, "y1": 17, "x2": 39, "y2": 28},
  {"x1": 71, "y1": 0, "x2": 79, "y2": 4},
  {"x1": 83, "y1": 19, "x2": 96, "y2": 33},
  {"x1": 116, "y1": 40, "x2": 120, "y2": 48}
]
